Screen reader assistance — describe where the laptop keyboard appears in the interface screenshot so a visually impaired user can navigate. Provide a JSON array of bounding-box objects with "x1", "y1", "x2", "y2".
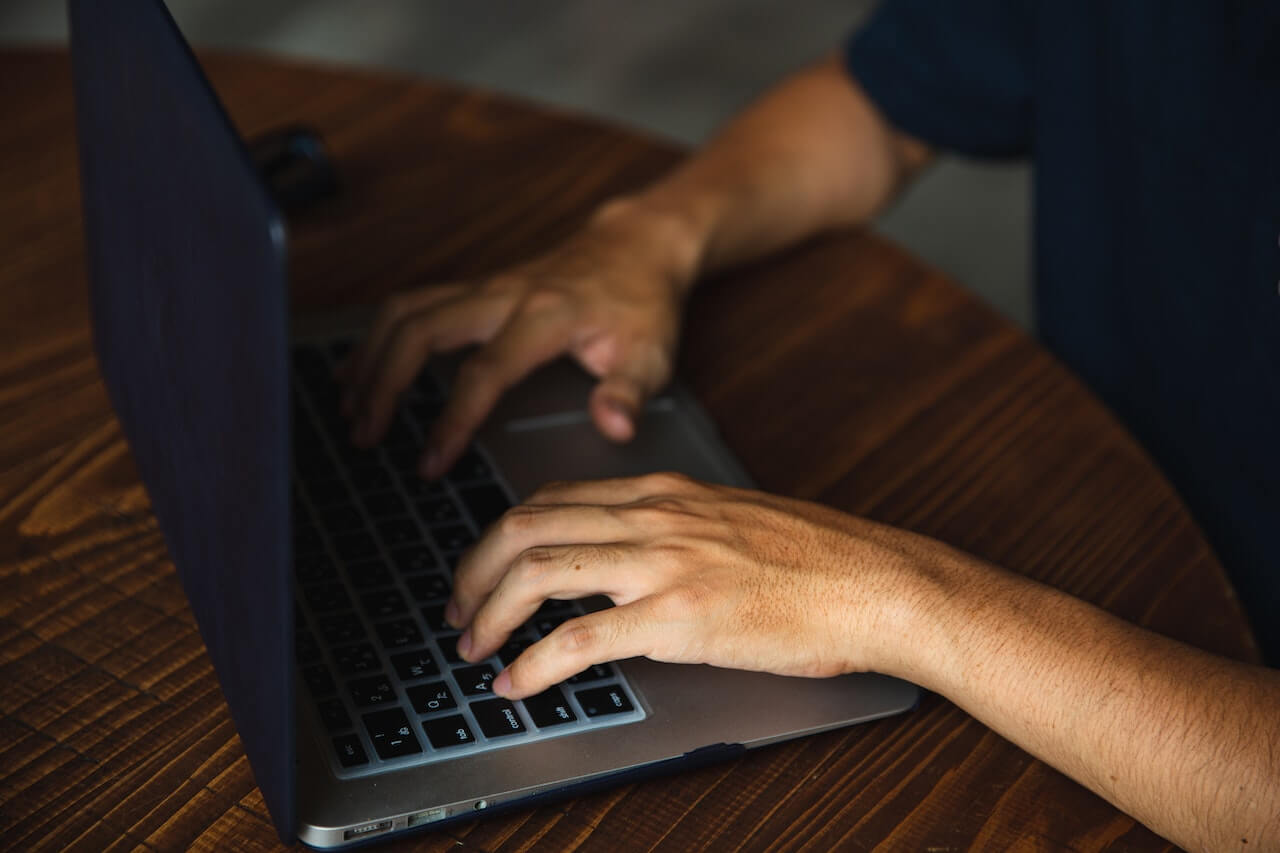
[{"x1": 290, "y1": 341, "x2": 644, "y2": 777}]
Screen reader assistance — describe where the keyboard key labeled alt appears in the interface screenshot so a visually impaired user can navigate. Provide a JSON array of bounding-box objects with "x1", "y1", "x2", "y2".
[
  {"x1": 471, "y1": 698, "x2": 526, "y2": 738},
  {"x1": 421, "y1": 714, "x2": 474, "y2": 749},
  {"x1": 363, "y1": 708, "x2": 422, "y2": 759},
  {"x1": 575, "y1": 685, "x2": 634, "y2": 717}
]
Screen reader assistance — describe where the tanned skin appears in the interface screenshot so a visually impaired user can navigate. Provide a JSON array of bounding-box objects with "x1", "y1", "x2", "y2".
[{"x1": 338, "y1": 57, "x2": 1280, "y2": 850}]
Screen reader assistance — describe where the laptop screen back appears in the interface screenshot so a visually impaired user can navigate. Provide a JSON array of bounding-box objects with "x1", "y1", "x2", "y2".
[{"x1": 69, "y1": 0, "x2": 294, "y2": 839}]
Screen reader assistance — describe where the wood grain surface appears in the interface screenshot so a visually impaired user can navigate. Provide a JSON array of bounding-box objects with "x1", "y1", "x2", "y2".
[{"x1": 0, "y1": 48, "x2": 1259, "y2": 852}]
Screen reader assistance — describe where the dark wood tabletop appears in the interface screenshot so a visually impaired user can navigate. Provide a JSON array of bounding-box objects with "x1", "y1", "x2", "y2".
[{"x1": 0, "y1": 48, "x2": 1260, "y2": 852}]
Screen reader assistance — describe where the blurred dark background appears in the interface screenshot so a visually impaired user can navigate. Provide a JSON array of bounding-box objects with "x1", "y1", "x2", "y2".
[{"x1": 0, "y1": 0, "x2": 1032, "y2": 327}]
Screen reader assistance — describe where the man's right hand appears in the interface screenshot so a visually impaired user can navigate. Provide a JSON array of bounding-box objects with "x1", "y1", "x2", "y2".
[{"x1": 337, "y1": 200, "x2": 700, "y2": 479}]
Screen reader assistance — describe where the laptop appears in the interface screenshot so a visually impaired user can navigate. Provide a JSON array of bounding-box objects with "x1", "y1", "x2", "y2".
[{"x1": 67, "y1": 0, "x2": 919, "y2": 846}]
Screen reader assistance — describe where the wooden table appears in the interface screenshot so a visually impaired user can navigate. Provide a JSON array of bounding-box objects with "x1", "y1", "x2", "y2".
[{"x1": 0, "y1": 48, "x2": 1260, "y2": 852}]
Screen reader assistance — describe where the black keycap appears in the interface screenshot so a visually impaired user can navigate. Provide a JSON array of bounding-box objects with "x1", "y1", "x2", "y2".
[
  {"x1": 398, "y1": 475, "x2": 443, "y2": 501},
  {"x1": 306, "y1": 478, "x2": 350, "y2": 507},
  {"x1": 471, "y1": 699, "x2": 526, "y2": 738},
  {"x1": 303, "y1": 665, "x2": 337, "y2": 697},
  {"x1": 376, "y1": 517, "x2": 423, "y2": 549},
  {"x1": 362, "y1": 490, "x2": 407, "y2": 518},
  {"x1": 332, "y1": 733, "x2": 368, "y2": 767},
  {"x1": 535, "y1": 599, "x2": 576, "y2": 616},
  {"x1": 296, "y1": 552, "x2": 337, "y2": 584},
  {"x1": 453, "y1": 664, "x2": 495, "y2": 697},
  {"x1": 333, "y1": 441, "x2": 382, "y2": 471},
  {"x1": 406, "y1": 681, "x2": 456, "y2": 714},
  {"x1": 333, "y1": 531, "x2": 379, "y2": 561},
  {"x1": 421, "y1": 714, "x2": 474, "y2": 749},
  {"x1": 391, "y1": 545, "x2": 438, "y2": 575},
  {"x1": 345, "y1": 560, "x2": 392, "y2": 589},
  {"x1": 316, "y1": 698, "x2": 352, "y2": 731},
  {"x1": 457, "y1": 483, "x2": 511, "y2": 528},
  {"x1": 332, "y1": 642, "x2": 380, "y2": 675},
  {"x1": 348, "y1": 465, "x2": 393, "y2": 492},
  {"x1": 376, "y1": 618, "x2": 423, "y2": 649},
  {"x1": 568, "y1": 663, "x2": 613, "y2": 684},
  {"x1": 522, "y1": 687, "x2": 577, "y2": 728},
  {"x1": 391, "y1": 650, "x2": 439, "y2": 681},
  {"x1": 446, "y1": 449, "x2": 492, "y2": 483},
  {"x1": 305, "y1": 582, "x2": 352, "y2": 613},
  {"x1": 431, "y1": 524, "x2": 474, "y2": 554},
  {"x1": 361, "y1": 589, "x2": 407, "y2": 620},
  {"x1": 319, "y1": 503, "x2": 365, "y2": 534},
  {"x1": 295, "y1": 630, "x2": 321, "y2": 664},
  {"x1": 415, "y1": 495, "x2": 460, "y2": 525},
  {"x1": 534, "y1": 614, "x2": 568, "y2": 637},
  {"x1": 317, "y1": 612, "x2": 366, "y2": 646},
  {"x1": 437, "y1": 634, "x2": 462, "y2": 664},
  {"x1": 349, "y1": 675, "x2": 396, "y2": 707},
  {"x1": 497, "y1": 637, "x2": 533, "y2": 666},
  {"x1": 576, "y1": 685, "x2": 634, "y2": 717},
  {"x1": 363, "y1": 708, "x2": 422, "y2": 759},
  {"x1": 421, "y1": 603, "x2": 451, "y2": 633},
  {"x1": 407, "y1": 574, "x2": 451, "y2": 602},
  {"x1": 384, "y1": 442, "x2": 420, "y2": 472}
]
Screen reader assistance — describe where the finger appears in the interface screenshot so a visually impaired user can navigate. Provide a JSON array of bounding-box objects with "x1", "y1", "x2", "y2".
[
  {"x1": 338, "y1": 284, "x2": 466, "y2": 410},
  {"x1": 524, "y1": 471, "x2": 702, "y2": 507},
  {"x1": 493, "y1": 602, "x2": 657, "y2": 699},
  {"x1": 448, "y1": 504, "x2": 636, "y2": 629},
  {"x1": 458, "y1": 542, "x2": 635, "y2": 662},
  {"x1": 349, "y1": 296, "x2": 503, "y2": 447},
  {"x1": 420, "y1": 311, "x2": 575, "y2": 478},
  {"x1": 585, "y1": 346, "x2": 671, "y2": 443}
]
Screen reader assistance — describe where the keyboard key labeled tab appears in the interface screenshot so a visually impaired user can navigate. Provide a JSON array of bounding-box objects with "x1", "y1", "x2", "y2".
[
  {"x1": 522, "y1": 687, "x2": 577, "y2": 728},
  {"x1": 406, "y1": 681, "x2": 456, "y2": 714},
  {"x1": 575, "y1": 685, "x2": 634, "y2": 718},
  {"x1": 422, "y1": 714, "x2": 474, "y2": 749},
  {"x1": 471, "y1": 699, "x2": 526, "y2": 738},
  {"x1": 332, "y1": 734, "x2": 368, "y2": 767},
  {"x1": 453, "y1": 664, "x2": 495, "y2": 696},
  {"x1": 363, "y1": 708, "x2": 422, "y2": 759}
]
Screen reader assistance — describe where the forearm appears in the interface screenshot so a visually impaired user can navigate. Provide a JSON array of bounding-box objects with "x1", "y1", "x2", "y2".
[
  {"x1": 889, "y1": 547, "x2": 1280, "y2": 851},
  {"x1": 595, "y1": 54, "x2": 931, "y2": 291}
]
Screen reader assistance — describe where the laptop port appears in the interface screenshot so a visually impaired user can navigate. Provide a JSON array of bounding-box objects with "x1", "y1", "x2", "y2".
[
  {"x1": 407, "y1": 808, "x2": 447, "y2": 827},
  {"x1": 343, "y1": 820, "x2": 392, "y2": 840}
]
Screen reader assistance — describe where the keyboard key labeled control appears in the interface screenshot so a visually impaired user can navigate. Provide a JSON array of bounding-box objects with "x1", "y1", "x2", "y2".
[
  {"x1": 363, "y1": 708, "x2": 422, "y2": 759},
  {"x1": 453, "y1": 664, "x2": 495, "y2": 696},
  {"x1": 471, "y1": 698, "x2": 526, "y2": 738},
  {"x1": 332, "y1": 734, "x2": 368, "y2": 767},
  {"x1": 422, "y1": 714, "x2": 474, "y2": 749},
  {"x1": 348, "y1": 675, "x2": 396, "y2": 707},
  {"x1": 522, "y1": 687, "x2": 577, "y2": 728},
  {"x1": 575, "y1": 685, "x2": 634, "y2": 717},
  {"x1": 391, "y1": 650, "x2": 438, "y2": 681},
  {"x1": 407, "y1": 681, "x2": 456, "y2": 714}
]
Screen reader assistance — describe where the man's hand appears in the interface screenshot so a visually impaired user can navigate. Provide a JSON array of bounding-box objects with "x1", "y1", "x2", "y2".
[
  {"x1": 446, "y1": 472, "x2": 934, "y2": 698},
  {"x1": 337, "y1": 202, "x2": 698, "y2": 479}
]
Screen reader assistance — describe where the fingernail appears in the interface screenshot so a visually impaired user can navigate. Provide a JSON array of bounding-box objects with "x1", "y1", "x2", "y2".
[
  {"x1": 457, "y1": 630, "x2": 472, "y2": 660},
  {"x1": 444, "y1": 599, "x2": 461, "y2": 628},
  {"x1": 492, "y1": 670, "x2": 512, "y2": 697}
]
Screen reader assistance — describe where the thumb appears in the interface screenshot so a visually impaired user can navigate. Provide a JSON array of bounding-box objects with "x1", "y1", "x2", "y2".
[{"x1": 589, "y1": 372, "x2": 649, "y2": 443}]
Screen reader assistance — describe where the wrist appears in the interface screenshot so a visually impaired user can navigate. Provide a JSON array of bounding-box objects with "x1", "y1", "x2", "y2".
[{"x1": 589, "y1": 189, "x2": 720, "y2": 298}]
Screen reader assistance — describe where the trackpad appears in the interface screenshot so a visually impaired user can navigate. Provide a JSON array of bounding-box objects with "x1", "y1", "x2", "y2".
[{"x1": 481, "y1": 402, "x2": 742, "y2": 500}]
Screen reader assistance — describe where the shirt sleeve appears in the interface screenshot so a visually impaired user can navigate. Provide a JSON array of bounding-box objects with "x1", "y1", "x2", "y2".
[{"x1": 844, "y1": 0, "x2": 1034, "y2": 158}]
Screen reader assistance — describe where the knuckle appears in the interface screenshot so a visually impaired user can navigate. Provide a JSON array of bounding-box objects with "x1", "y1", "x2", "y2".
[
  {"x1": 511, "y1": 547, "x2": 556, "y2": 584},
  {"x1": 556, "y1": 620, "x2": 599, "y2": 654},
  {"x1": 496, "y1": 504, "x2": 540, "y2": 538},
  {"x1": 521, "y1": 287, "x2": 570, "y2": 316},
  {"x1": 643, "y1": 471, "x2": 694, "y2": 493},
  {"x1": 527, "y1": 480, "x2": 570, "y2": 504}
]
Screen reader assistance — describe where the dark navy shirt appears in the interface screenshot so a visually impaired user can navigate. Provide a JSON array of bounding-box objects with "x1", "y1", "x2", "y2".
[{"x1": 845, "y1": 2, "x2": 1280, "y2": 662}]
